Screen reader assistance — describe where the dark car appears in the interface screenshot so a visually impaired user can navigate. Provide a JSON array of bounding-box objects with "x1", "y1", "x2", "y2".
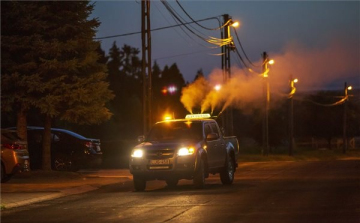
[
  {"x1": 1, "y1": 129, "x2": 30, "y2": 182},
  {"x1": 15, "y1": 127, "x2": 102, "y2": 171}
]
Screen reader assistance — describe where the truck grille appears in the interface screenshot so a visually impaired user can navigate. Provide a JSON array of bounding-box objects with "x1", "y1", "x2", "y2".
[{"x1": 146, "y1": 149, "x2": 175, "y2": 159}]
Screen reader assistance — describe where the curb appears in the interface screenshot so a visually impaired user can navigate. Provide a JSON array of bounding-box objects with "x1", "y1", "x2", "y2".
[{"x1": 2, "y1": 185, "x2": 100, "y2": 210}]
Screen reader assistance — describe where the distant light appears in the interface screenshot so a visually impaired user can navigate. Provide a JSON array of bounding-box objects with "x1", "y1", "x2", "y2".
[
  {"x1": 231, "y1": 21, "x2": 239, "y2": 28},
  {"x1": 294, "y1": 79, "x2": 298, "y2": 83},
  {"x1": 268, "y1": 59, "x2": 275, "y2": 65},
  {"x1": 168, "y1": 85, "x2": 177, "y2": 94},
  {"x1": 348, "y1": 86, "x2": 352, "y2": 90},
  {"x1": 214, "y1": 84, "x2": 222, "y2": 91}
]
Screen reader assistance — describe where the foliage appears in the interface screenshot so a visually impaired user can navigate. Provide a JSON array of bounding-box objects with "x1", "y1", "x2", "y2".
[
  {"x1": 1, "y1": 1, "x2": 114, "y2": 170},
  {"x1": 1, "y1": 1, "x2": 113, "y2": 124}
]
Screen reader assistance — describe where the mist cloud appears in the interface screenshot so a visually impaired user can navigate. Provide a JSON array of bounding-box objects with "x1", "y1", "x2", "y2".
[{"x1": 180, "y1": 38, "x2": 359, "y2": 114}]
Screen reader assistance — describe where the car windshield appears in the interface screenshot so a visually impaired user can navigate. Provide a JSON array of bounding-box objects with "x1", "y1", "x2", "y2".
[{"x1": 146, "y1": 121, "x2": 203, "y2": 142}]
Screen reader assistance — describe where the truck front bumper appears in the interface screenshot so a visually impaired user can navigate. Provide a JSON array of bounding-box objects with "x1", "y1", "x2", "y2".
[{"x1": 129, "y1": 155, "x2": 197, "y2": 180}]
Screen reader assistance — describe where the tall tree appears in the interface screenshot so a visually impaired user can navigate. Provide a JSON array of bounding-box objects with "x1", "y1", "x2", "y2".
[
  {"x1": 159, "y1": 63, "x2": 187, "y2": 119},
  {"x1": 106, "y1": 42, "x2": 143, "y2": 138},
  {"x1": 1, "y1": 1, "x2": 114, "y2": 170},
  {"x1": 152, "y1": 61, "x2": 162, "y2": 121}
]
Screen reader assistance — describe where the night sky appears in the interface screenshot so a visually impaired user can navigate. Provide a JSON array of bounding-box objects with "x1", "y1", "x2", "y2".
[{"x1": 91, "y1": 1, "x2": 359, "y2": 92}]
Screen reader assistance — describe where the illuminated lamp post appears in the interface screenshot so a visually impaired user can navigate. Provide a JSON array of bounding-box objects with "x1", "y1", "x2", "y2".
[
  {"x1": 214, "y1": 84, "x2": 222, "y2": 91},
  {"x1": 221, "y1": 14, "x2": 239, "y2": 136},
  {"x1": 343, "y1": 82, "x2": 352, "y2": 154},
  {"x1": 262, "y1": 52, "x2": 274, "y2": 156},
  {"x1": 288, "y1": 77, "x2": 298, "y2": 156}
]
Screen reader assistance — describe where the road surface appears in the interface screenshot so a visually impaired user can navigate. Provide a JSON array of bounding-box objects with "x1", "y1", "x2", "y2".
[{"x1": 2, "y1": 160, "x2": 360, "y2": 223}]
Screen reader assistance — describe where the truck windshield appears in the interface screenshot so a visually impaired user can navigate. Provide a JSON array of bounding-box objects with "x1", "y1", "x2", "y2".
[{"x1": 147, "y1": 121, "x2": 203, "y2": 142}]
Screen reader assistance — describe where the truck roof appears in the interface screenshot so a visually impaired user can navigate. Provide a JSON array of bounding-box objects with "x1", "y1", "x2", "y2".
[{"x1": 156, "y1": 118, "x2": 216, "y2": 125}]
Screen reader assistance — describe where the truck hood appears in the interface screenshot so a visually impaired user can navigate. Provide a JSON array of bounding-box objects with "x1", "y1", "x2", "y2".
[{"x1": 135, "y1": 140, "x2": 201, "y2": 150}]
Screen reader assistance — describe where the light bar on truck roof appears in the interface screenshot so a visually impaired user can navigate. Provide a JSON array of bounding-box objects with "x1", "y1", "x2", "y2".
[{"x1": 185, "y1": 114, "x2": 211, "y2": 119}]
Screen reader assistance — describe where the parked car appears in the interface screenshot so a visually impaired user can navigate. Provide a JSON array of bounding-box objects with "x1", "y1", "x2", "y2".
[
  {"x1": 1, "y1": 129, "x2": 30, "y2": 183},
  {"x1": 10, "y1": 127, "x2": 102, "y2": 171}
]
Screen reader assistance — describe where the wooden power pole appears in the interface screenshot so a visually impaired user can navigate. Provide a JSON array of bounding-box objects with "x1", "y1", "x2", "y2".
[
  {"x1": 222, "y1": 14, "x2": 233, "y2": 136},
  {"x1": 141, "y1": 0, "x2": 152, "y2": 135}
]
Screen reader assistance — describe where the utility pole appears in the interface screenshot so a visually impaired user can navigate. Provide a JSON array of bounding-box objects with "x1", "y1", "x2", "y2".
[
  {"x1": 288, "y1": 75, "x2": 296, "y2": 156},
  {"x1": 141, "y1": 0, "x2": 152, "y2": 135},
  {"x1": 262, "y1": 52, "x2": 270, "y2": 156},
  {"x1": 221, "y1": 14, "x2": 233, "y2": 136},
  {"x1": 343, "y1": 82, "x2": 348, "y2": 154}
]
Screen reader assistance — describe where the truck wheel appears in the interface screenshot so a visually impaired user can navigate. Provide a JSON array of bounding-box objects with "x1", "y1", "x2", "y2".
[
  {"x1": 193, "y1": 159, "x2": 205, "y2": 189},
  {"x1": 220, "y1": 155, "x2": 235, "y2": 185},
  {"x1": 133, "y1": 175, "x2": 146, "y2": 191}
]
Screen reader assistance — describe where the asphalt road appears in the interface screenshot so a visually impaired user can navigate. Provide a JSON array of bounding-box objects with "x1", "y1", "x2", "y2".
[{"x1": 1, "y1": 160, "x2": 360, "y2": 223}]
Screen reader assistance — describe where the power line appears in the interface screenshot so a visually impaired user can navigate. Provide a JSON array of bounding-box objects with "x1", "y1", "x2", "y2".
[
  {"x1": 162, "y1": 1, "x2": 216, "y2": 49},
  {"x1": 160, "y1": 0, "x2": 232, "y2": 47},
  {"x1": 175, "y1": 0, "x2": 229, "y2": 31},
  {"x1": 232, "y1": 27, "x2": 260, "y2": 68},
  {"x1": 154, "y1": 48, "x2": 219, "y2": 61},
  {"x1": 94, "y1": 16, "x2": 225, "y2": 40}
]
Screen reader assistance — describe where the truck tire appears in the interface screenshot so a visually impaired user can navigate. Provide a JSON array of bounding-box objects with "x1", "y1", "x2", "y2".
[
  {"x1": 193, "y1": 158, "x2": 205, "y2": 189},
  {"x1": 165, "y1": 177, "x2": 179, "y2": 188},
  {"x1": 133, "y1": 175, "x2": 146, "y2": 191},
  {"x1": 220, "y1": 154, "x2": 235, "y2": 185}
]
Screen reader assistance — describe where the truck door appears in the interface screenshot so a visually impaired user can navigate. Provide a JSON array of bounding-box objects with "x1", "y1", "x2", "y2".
[
  {"x1": 210, "y1": 122, "x2": 226, "y2": 166},
  {"x1": 204, "y1": 123, "x2": 217, "y2": 167}
]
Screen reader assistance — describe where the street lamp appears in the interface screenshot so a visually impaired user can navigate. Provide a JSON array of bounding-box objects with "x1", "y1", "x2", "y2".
[
  {"x1": 262, "y1": 52, "x2": 273, "y2": 156},
  {"x1": 289, "y1": 77, "x2": 298, "y2": 156},
  {"x1": 221, "y1": 14, "x2": 238, "y2": 136},
  {"x1": 231, "y1": 21, "x2": 240, "y2": 28},
  {"x1": 343, "y1": 82, "x2": 352, "y2": 154},
  {"x1": 214, "y1": 84, "x2": 222, "y2": 91}
]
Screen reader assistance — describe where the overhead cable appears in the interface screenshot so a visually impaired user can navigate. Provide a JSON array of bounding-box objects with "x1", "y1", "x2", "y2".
[
  {"x1": 232, "y1": 27, "x2": 260, "y2": 68},
  {"x1": 175, "y1": 0, "x2": 228, "y2": 31},
  {"x1": 94, "y1": 17, "x2": 227, "y2": 40},
  {"x1": 160, "y1": 0, "x2": 232, "y2": 47}
]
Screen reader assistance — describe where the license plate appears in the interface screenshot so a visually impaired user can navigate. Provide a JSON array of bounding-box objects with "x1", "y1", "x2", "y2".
[{"x1": 150, "y1": 159, "x2": 170, "y2": 165}]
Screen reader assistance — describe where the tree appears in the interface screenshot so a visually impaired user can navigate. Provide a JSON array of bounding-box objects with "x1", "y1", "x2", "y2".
[
  {"x1": 159, "y1": 63, "x2": 187, "y2": 119},
  {"x1": 1, "y1": 1, "x2": 114, "y2": 170},
  {"x1": 106, "y1": 42, "x2": 143, "y2": 138},
  {"x1": 194, "y1": 69, "x2": 205, "y2": 82},
  {"x1": 151, "y1": 61, "x2": 163, "y2": 121}
]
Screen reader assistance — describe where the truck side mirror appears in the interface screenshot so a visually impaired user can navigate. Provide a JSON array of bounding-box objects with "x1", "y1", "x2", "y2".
[
  {"x1": 137, "y1": 135, "x2": 145, "y2": 142},
  {"x1": 206, "y1": 133, "x2": 219, "y2": 141}
]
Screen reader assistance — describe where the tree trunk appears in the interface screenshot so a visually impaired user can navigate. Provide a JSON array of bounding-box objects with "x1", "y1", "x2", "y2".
[
  {"x1": 16, "y1": 105, "x2": 27, "y2": 140},
  {"x1": 42, "y1": 115, "x2": 52, "y2": 171}
]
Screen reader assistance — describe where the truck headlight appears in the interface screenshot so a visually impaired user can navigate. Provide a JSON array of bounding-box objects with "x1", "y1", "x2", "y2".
[
  {"x1": 131, "y1": 149, "x2": 144, "y2": 158},
  {"x1": 178, "y1": 147, "x2": 195, "y2": 156}
]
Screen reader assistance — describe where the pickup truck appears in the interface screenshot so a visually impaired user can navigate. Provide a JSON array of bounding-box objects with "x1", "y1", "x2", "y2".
[{"x1": 129, "y1": 114, "x2": 239, "y2": 191}]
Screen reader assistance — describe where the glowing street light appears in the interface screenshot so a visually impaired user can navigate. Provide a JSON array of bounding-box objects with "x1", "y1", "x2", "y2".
[
  {"x1": 289, "y1": 77, "x2": 298, "y2": 156},
  {"x1": 343, "y1": 82, "x2": 352, "y2": 154},
  {"x1": 231, "y1": 21, "x2": 240, "y2": 28},
  {"x1": 214, "y1": 84, "x2": 222, "y2": 91},
  {"x1": 262, "y1": 52, "x2": 273, "y2": 156}
]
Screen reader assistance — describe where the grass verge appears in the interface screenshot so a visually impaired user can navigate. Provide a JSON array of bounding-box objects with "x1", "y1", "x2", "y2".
[{"x1": 238, "y1": 147, "x2": 360, "y2": 162}]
